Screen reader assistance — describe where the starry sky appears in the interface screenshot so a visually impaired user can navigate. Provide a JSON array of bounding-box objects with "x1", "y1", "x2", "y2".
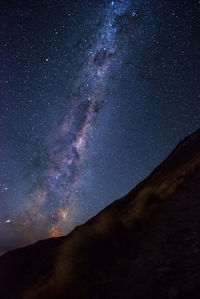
[{"x1": 0, "y1": 0, "x2": 200, "y2": 251}]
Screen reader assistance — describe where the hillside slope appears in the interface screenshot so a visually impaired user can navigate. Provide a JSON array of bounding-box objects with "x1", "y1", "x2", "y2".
[{"x1": 1, "y1": 129, "x2": 200, "y2": 299}]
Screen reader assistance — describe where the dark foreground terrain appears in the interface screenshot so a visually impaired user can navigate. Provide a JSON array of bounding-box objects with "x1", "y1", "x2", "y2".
[{"x1": 1, "y1": 129, "x2": 200, "y2": 299}]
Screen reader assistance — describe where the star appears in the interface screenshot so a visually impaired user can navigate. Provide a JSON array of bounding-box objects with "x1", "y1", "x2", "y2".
[{"x1": 131, "y1": 10, "x2": 137, "y2": 17}]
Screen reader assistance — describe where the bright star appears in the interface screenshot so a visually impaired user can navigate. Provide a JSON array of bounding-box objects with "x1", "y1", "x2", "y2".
[{"x1": 131, "y1": 10, "x2": 137, "y2": 17}]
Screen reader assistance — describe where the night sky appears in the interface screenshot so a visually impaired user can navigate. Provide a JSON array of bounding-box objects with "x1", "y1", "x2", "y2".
[{"x1": 0, "y1": 0, "x2": 200, "y2": 251}]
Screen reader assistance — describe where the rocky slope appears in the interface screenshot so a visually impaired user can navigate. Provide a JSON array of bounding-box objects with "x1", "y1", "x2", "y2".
[{"x1": 0, "y1": 129, "x2": 200, "y2": 299}]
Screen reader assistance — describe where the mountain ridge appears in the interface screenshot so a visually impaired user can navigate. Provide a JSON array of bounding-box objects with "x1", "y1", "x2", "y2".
[{"x1": 1, "y1": 128, "x2": 200, "y2": 299}]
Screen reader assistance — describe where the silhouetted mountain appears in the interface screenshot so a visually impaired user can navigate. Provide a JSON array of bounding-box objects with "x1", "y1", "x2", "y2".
[
  {"x1": 0, "y1": 248, "x2": 14, "y2": 257},
  {"x1": 1, "y1": 129, "x2": 200, "y2": 299}
]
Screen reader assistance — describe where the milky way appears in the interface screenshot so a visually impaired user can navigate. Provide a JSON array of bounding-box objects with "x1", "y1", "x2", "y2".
[{"x1": 14, "y1": 0, "x2": 134, "y2": 239}]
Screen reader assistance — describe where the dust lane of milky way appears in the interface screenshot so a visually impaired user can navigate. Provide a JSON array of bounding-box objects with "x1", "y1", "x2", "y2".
[{"x1": 11, "y1": 0, "x2": 133, "y2": 241}]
